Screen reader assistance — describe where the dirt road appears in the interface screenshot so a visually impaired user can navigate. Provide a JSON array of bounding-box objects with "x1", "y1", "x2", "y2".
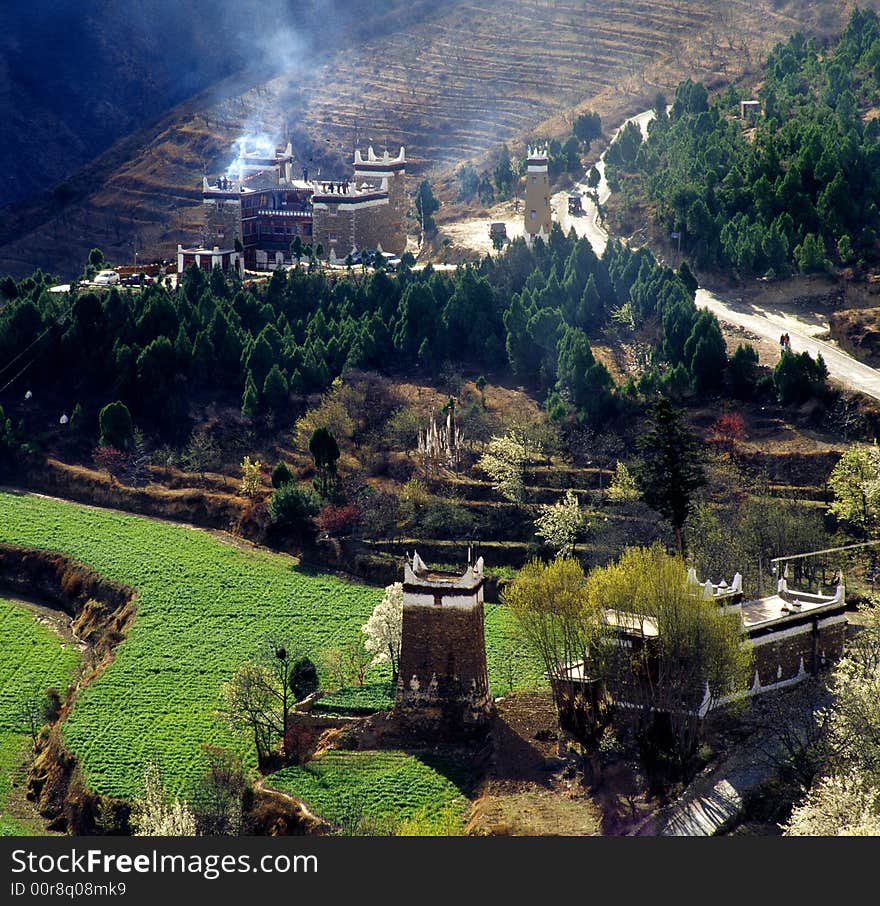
[
  {"x1": 560, "y1": 109, "x2": 880, "y2": 402},
  {"x1": 443, "y1": 108, "x2": 880, "y2": 401}
]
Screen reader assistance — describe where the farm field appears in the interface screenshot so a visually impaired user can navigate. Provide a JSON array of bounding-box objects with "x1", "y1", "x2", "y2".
[
  {"x1": 0, "y1": 596, "x2": 80, "y2": 835},
  {"x1": 266, "y1": 750, "x2": 470, "y2": 832},
  {"x1": 0, "y1": 492, "x2": 543, "y2": 804}
]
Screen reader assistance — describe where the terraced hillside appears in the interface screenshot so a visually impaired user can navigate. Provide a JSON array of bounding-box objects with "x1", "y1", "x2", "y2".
[{"x1": 0, "y1": 0, "x2": 856, "y2": 278}]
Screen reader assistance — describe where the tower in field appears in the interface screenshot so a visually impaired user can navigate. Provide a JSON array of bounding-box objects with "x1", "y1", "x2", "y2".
[
  {"x1": 395, "y1": 551, "x2": 491, "y2": 729},
  {"x1": 524, "y1": 146, "x2": 551, "y2": 240}
]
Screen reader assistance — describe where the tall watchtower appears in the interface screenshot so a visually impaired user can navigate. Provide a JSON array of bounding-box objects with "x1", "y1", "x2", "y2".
[
  {"x1": 395, "y1": 551, "x2": 492, "y2": 728},
  {"x1": 352, "y1": 146, "x2": 407, "y2": 254},
  {"x1": 524, "y1": 146, "x2": 551, "y2": 239}
]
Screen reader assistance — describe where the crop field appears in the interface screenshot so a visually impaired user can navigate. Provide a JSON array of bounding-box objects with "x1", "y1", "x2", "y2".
[
  {"x1": 0, "y1": 596, "x2": 80, "y2": 835},
  {"x1": 0, "y1": 492, "x2": 542, "y2": 804},
  {"x1": 266, "y1": 751, "x2": 469, "y2": 831},
  {"x1": 313, "y1": 680, "x2": 396, "y2": 716}
]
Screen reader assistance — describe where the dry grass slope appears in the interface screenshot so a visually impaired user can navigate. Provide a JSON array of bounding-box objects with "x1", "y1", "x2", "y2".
[{"x1": 0, "y1": 0, "x2": 867, "y2": 278}]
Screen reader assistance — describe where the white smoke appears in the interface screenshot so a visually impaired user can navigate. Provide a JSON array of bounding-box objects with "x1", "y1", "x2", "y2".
[
  {"x1": 225, "y1": 131, "x2": 281, "y2": 180},
  {"x1": 221, "y1": 12, "x2": 312, "y2": 180}
]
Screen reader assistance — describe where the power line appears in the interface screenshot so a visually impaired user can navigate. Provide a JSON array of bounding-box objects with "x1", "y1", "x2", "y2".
[
  {"x1": 770, "y1": 540, "x2": 880, "y2": 565},
  {"x1": 0, "y1": 292, "x2": 76, "y2": 384},
  {"x1": 0, "y1": 356, "x2": 36, "y2": 395}
]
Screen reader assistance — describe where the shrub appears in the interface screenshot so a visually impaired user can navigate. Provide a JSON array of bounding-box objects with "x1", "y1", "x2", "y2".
[
  {"x1": 239, "y1": 456, "x2": 262, "y2": 498},
  {"x1": 93, "y1": 446, "x2": 128, "y2": 480},
  {"x1": 69, "y1": 403, "x2": 86, "y2": 434},
  {"x1": 98, "y1": 401, "x2": 133, "y2": 449},
  {"x1": 711, "y1": 412, "x2": 746, "y2": 450},
  {"x1": 727, "y1": 344, "x2": 759, "y2": 399},
  {"x1": 773, "y1": 349, "x2": 828, "y2": 405},
  {"x1": 315, "y1": 504, "x2": 360, "y2": 537},
  {"x1": 290, "y1": 657, "x2": 319, "y2": 701},
  {"x1": 271, "y1": 462, "x2": 293, "y2": 488},
  {"x1": 269, "y1": 483, "x2": 320, "y2": 530}
]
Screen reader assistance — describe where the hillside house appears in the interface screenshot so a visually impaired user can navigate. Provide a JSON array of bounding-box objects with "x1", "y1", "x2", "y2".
[{"x1": 190, "y1": 141, "x2": 408, "y2": 273}]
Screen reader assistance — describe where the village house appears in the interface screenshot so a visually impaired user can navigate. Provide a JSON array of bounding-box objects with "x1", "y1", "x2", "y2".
[
  {"x1": 556, "y1": 568, "x2": 848, "y2": 717},
  {"x1": 185, "y1": 140, "x2": 408, "y2": 273}
]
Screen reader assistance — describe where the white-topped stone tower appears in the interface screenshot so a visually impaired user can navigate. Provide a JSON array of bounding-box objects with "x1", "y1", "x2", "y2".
[
  {"x1": 524, "y1": 145, "x2": 551, "y2": 239},
  {"x1": 395, "y1": 551, "x2": 492, "y2": 728}
]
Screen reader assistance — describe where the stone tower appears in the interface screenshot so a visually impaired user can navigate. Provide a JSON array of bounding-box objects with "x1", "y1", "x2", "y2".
[
  {"x1": 352, "y1": 146, "x2": 407, "y2": 254},
  {"x1": 524, "y1": 146, "x2": 551, "y2": 239},
  {"x1": 201, "y1": 176, "x2": 242, "y2": 250},
  {"x1": 395, "y1": 551, "x2": 491, "y2": 729}
]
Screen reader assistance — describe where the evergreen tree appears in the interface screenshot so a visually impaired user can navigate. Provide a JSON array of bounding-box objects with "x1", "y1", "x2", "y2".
[
  {"x1": 241, "y1": 371, "x2": 260, "y2": 418},
  {"x1": 98, "y1": 400, "x2": 133, "y2": 448},
  {"x1": 635, "y1": 399, "x2": 705, "y2": 554},
  {"x1": 262, "y1": 364, "x2": 289, "y2": 412},
  {"x1": 308, "y1": 427, "x2": 340, "y2": 497}
]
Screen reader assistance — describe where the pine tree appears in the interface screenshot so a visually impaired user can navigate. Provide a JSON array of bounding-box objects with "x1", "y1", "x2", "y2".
[
  {"x1": 636, "y1": 399, "x2": 705, "y2": 554},
  {"x1": 241, "y1": 371, "x2": 260, "y2": 418},
  {"x1": 262, "y1": 364, "x2": 289, "y2": 412}
]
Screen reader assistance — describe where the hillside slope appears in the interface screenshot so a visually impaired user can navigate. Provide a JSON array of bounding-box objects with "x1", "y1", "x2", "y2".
[{"x1": 0, "y1": 0, "x2": 864, "y2": 278}]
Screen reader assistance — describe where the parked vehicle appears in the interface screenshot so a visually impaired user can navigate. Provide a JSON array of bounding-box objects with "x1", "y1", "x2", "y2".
[
  {"x1": 120, "y1": 273, "x2": 154, "y2": 287},
  {"x1": 567, "y1": 194, "x2": 583, "y2": 215},
  {"x1": 94, "y1": 270, "x2": 120, "y2": 285}
]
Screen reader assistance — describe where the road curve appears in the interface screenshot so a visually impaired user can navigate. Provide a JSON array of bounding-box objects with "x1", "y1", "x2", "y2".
[{"x1": 557, "y1": 111, "x2": 880, "y2": 402}]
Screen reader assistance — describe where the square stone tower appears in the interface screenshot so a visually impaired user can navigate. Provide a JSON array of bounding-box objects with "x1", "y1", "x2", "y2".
[
  {"x1": 524, "y1": 146, "x2": 552, "y2": 239},
  {"x1": 395, "y1": 551, "x2": 492, "y2": 728},
  {"x1": 352, "y1": 146, "x2": 408, "y2": 255}
]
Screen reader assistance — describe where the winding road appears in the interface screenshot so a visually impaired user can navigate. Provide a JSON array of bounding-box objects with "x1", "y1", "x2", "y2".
[
  {"x1": 555, "y1": 109, "x2": 880, "y2": 402},
  {"x1": 448, "y1": 109, "x2": 880, "y2": 402}
]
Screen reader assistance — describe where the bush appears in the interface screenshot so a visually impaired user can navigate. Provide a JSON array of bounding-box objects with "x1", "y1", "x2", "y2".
[
  {"x1": 315, "y1": 504, "x2": 360, "y2": 537},
  {"x1": 773, "y1": 349, "x2": 828, "y2": 405},
  {"x1": 69, "y1": 403, "x2": 87, "y2": 434},
  {"x1": 269, "y1": 483, "x2": 320, "y2": 530},
  {"x1": 415, "y1": 500, "x2": 475, "y2": 539},
  {"x1": 98, "y1": 401, "x2": 133, "y2": 449},
  {"x1": 93, "y1": 446, "x2": 129, "y2": 480},
  {"x1": 271, "y1": 462, "x2": 293, "y2": 488},
  {"x1": 727, "y1": 344, "x2": 759, "y2": 399},
  {"x1": 290, "y1": 657, "x2": 319, "y2": 701}
]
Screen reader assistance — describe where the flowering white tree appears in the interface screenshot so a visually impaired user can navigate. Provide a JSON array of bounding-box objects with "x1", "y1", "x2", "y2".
[
  {"x1": 784, "y1": 768, "x2": 880, "y2": 836},
  {"x1": 535, "y1": 490, "x2": 585, "y2": 557},
  {"x1": 606, "y1": 461, "x2": 640, "y2": 503},
  {"x1": 785, "y1": 600, "x2": 880, "y2": 835},
  {"x1": 362, "y1": 582, "x2": 403, "y2": 684},
  {"x1": 478, "y1": 432, "x2": 536, "y2": 503},
  {"x1": 131, "y1": 764, "x2": 197, "y2": 836}
]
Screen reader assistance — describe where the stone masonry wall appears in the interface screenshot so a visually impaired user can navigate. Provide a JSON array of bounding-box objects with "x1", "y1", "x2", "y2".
[
  {"x1": 203, "y1": 199, "x2": 241, "y2": 248},
  {"x1": 396, "y1": 602, "x2": 490, "y2": 722},
  {"x1": 751, "y1": 619, "x2": 846, "y2": 687}
]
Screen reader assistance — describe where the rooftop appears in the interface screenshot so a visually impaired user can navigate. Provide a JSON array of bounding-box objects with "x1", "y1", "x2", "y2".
[
  {"x1": 604, "y1": 609, "x2": 659, "y2": 638},
  {"x1": 403, "y1": 550, "x2": 484, "y2": 588},
  {"x1": 741, "y1": 579, "x2": 845, "y2": 630}
]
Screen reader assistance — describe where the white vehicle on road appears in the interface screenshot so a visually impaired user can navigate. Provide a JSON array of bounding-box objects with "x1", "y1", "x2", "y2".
[{"x1": 94, "y1": 270, "x2": 120, "y2": 285}]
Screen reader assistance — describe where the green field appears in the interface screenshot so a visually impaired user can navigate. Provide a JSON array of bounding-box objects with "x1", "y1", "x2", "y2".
[
  {"x1": 266, "y1": 751, "x2": 469, "y2": 832},
  {"x1": 0, "y1": 492, "x2": 541, "y2": 804},
  {"x1": 0, "y1": 596, "x2": 80, "y2": 835}
]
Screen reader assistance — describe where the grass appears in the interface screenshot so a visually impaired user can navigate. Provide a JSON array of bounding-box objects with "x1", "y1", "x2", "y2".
[
  {"x1": 266, "y1": 750, "x2": 470, "y2": 832},
  {"x1": 0, "y1": 492, "x2": 543, "y2": 804},
  {"x1": 312, "y1": 680, "x2": 396, "y2": 716},
  {"x1": 0, "y1": 596, "x2": 80, "y2": 834}
]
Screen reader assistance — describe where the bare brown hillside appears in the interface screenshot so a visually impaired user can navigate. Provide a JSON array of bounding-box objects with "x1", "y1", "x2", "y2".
[{"x1": 0, "y1": 0, "x2": 867, "y2": 278}]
